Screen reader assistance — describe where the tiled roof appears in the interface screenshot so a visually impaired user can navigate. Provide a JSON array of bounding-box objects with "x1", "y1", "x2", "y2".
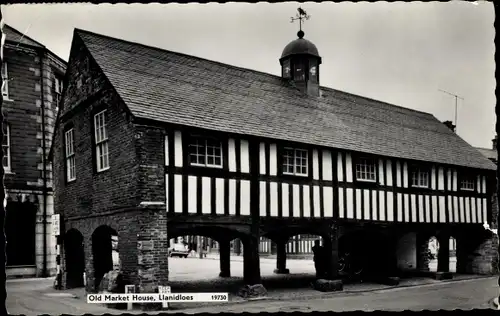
[
  {"x1": 74, "y1": 29, "x2": 496, "y2": 171},
  {"x1": 3, "y1": 24, "x2": 45, "y2": 48},
  {"x1": 476, "y1": 147, "x2": 497, "y2": 163}
]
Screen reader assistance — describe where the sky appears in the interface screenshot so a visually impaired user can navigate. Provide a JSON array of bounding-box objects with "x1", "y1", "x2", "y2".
[{"x1": 2, "y1": 2, "x2": 496, "y2": 149}]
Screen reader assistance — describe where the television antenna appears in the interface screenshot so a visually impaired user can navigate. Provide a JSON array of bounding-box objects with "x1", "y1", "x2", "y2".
[{"x1": 438, "y1": 89, "x2": 464, "y2": 133}]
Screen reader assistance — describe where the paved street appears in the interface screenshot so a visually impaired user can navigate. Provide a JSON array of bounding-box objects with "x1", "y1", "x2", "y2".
[
  {"x1": 6, "y1": 257, "x2": 496, "y2": 315},
  {"x1": 176, "y1": 276, "x2": 498, "y2": 313}
]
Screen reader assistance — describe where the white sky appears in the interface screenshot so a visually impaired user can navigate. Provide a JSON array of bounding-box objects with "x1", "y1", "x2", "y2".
[{"x1": 2, "y1": 2, "x2": 496, "y2": 149}]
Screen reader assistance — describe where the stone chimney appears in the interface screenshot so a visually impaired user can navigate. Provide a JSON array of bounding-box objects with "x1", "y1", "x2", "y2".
[
  {"x1": 493, "y1": 135, "x2": 497, "y2": 150},
  {"x1": 443, "y1": 120, "x2": 456, "y2": 133}
]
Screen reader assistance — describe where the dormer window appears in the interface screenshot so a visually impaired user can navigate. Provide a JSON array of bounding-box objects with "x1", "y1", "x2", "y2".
[
  {"x1": 355, "y1": 157, "x2": 377, "y2": 182},
  {"x1": 188, "y1": 136, "x2": 222, "y2": 168},
  {"x1": 411, "y1": 167, "x2": 430, "y2": 188},
  {"x1": 282, "y1": 147, "x2": 308, "y2": 176},
  {"x1": 460, "y1": 175, "x2": 475, "y2": 191}
]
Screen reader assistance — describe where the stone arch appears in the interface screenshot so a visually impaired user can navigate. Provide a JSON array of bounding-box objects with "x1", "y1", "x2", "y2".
[
  {"x1": 64, "y1": 228, "x2": 85, "y2": 288},
  {"x1": 91, "y1": 225, "x2": 118, "y2": 290}
]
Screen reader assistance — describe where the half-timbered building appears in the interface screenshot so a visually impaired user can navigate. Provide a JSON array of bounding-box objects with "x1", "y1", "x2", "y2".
[{"x1": 51, "y1": 27, "x2": 497, "y2": 294}]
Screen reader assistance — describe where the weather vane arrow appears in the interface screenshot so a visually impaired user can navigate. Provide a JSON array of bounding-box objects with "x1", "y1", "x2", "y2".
[{"x1": 290, "y1": 7, "x2": 310, "y2": 33}]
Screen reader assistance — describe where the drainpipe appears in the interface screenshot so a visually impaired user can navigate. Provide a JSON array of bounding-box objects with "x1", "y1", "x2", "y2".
[{"x1": 38, "y1": 48, "x2": 48, "y2": 278}]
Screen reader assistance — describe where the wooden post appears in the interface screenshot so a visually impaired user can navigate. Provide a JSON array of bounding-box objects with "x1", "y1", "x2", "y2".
[
  {"x1": 125, "y1": 285, "x2": 135, "y2": 311},
  {"x1": 158, "y1": 285, "x2": 170, "y2": 309}
]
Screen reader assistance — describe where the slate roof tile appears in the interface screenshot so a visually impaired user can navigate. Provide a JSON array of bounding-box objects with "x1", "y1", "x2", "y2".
[{"x1": 74, "y1": 29, "x2": 496, "y2": 171}]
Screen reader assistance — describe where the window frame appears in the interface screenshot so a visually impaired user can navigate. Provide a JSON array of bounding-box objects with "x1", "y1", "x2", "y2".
[
  {"x1": 94, "y1": 110, "x2": 110, "y2": 172},
  {"x1": 354, "y1": 156, "x2": 377, "y2": 183},
  {"x1": 54, "y1": 75, "x2": 64, "y2": 111},
  {"x1": 459, "y1": 173, "x2": 476, "y2": 191},
  {"x1": 2, "y1": 123, "x2": 11, "y2": 172},
  {"x1": 410, "y1": 165, "x2": 431, "y2": 189},
  {"x1": 2, "y1": 62, "x2": 9, "y2": 99},
  {"x1": 65, "y1": 128, "x2": 76, "y2": 182},
  {"x1": 281, "y1": 147, "x2": 309, "y2": 177},
  {"x1": 187, "y1": 135, "x2": 223, "y2": 169}
]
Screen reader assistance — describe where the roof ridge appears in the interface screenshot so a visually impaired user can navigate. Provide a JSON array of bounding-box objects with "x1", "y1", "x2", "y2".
[
  {"x1": 4, "y1": 24, "x2": 46, "y2": 48},
  {"x1": 76, "y1": 27, "x2": 436, "y2": 119},
  {"x1": 75, "y1": 28, "x2": 284, "y2": 82}
]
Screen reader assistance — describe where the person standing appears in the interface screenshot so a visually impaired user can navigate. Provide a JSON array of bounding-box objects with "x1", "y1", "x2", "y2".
[{"x1": 312, "y1": 240, "x2": 324, "y2": 279}]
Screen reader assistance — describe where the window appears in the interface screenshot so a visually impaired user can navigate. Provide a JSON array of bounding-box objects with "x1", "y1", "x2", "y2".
[
  {"x1": 282, "y1": 147, "x2": 308, "y2": 176},
  {"x1": 355, "y1": 158, "x2": 376, "y2": 182},
  {"x1": 65, "y1": 128, "x2": 76, "y2": 181},
  {"x1": 294, "y1": 62, "x2": 305, "y2": 81},
  {"x1": 94, "y1": 110, "x2": 109, "y2": 172},
  {"x1": 411, "y1": 167, "x2": 430, "y2": 188},
  {"x1": 54, "y1": 76, "x2": 64, "y2": 111},
  {"x1": 188, "y1": 136, "x2": 222, "y2": 168},
  {"x1": 2, "y1": 123, "x2": 10, "y2": 171},
  {"x1": 2, "y1": 63, "x2": 9, "y2": 98},
  {"x1": 460, "y1": 175, "x2": 475, "y2": 191}
]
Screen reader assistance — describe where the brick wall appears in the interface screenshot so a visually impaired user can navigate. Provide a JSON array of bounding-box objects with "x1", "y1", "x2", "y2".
[
  {"x1": 53, "y1": 36, "x2": 139, "y2": 219},
  {"x1": 134, "y1": 124, "x2": 166, "y2": 204}
]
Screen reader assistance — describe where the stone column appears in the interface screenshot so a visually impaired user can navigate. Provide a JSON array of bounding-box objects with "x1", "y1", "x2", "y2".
[
  {"x1": 243, "y1": 235, "x2": 262, "y2": 285},
  {"x1": 219, "y1": 239, "x2": 231, "y2": 278},
  {"x1": 136, "y1": 209, "x2": 169, "y2": 310},
  {"x1": 274, "y1": 238, "x2": 290, "y2": 274},
  {"x1": 323, "y1": 225, "x2": 339, "y2": 280}
]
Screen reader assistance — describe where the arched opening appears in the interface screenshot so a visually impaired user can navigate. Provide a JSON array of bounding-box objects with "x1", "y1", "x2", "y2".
[
  {"x1": 91, "y1": 225, "x2": 118, "y2": 291},
  {"x1": 167, "y1": 226, "x2": 244, "y2": 285},
  {"x1": 5, "y1": 200, "x2": 37, "y2": 267},
  {"x1": 64, "y1": 229, "x2": 85, "y2": 288},
  {"x1": 427, "y1": 236, "x2": 439, "y2": 272}
]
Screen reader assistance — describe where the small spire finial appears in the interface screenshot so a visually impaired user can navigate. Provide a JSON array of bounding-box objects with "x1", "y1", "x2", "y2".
[{"x1": 290, "y1": 7, "x2": 310, "y2": 36}]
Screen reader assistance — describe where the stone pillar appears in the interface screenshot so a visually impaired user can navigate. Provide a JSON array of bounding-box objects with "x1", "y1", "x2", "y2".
[
  {"x1": 437, "y1": 235, "x2": 450, "y2": 273},
  {"x1": 136, "y1": 209, "x2": 169, "y2": 310},
  {"x1": 323, "y1": 225, "x2": 339, "y2": 280},
  {"x1": 243, "y1": 235, "x2": 261, "y2": 285},
  {"x1": 417, "y1": 235, "x2": 430, "y2": 272},
  {"x1": 219, "y1": 239, "x2": 231, "y2": 278},
  {"x1": 274, "y1": 238, "x2": 290, "y2": 274}
]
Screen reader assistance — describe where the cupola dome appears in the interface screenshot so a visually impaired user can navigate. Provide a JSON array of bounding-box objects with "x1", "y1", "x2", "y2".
[{"x1": 280, "y1": 31, "x2": 321, "y2": 63}]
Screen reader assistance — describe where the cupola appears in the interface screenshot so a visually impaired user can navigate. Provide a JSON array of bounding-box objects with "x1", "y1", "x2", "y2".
[{"x1": 280, "y1": 30, "x2": 322, "y2": 97}]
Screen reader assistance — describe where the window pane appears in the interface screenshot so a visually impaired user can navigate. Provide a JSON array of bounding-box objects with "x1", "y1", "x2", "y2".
[
  {"x1": 207, "y1": 156, "x2": 214, "y2": 165},
  {"x1": 214, "y1": 156, "x2": 221, "y2": 166}
]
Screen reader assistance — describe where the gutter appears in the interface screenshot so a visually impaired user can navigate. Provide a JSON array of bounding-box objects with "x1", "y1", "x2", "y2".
[{"x1": 38, "y1": 47, "x2": 48, "y2": 278}]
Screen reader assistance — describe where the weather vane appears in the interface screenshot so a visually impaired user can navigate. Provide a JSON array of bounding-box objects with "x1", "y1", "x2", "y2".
[{"x1": 290, "y1": 7, "x2": 310, "y2": 33}]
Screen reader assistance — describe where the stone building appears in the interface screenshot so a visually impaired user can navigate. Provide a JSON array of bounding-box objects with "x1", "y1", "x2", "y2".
[
  {"x1": 51, "y1": 27, "x2": 497, "y2": 294},
  {"x1": 2, "y1": 24, "x2": 66, "y2": 278}
]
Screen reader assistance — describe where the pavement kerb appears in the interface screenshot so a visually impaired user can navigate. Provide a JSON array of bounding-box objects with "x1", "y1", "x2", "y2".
[{"x1": 164, "y1": 275, "x2": 497, "y2": 312}]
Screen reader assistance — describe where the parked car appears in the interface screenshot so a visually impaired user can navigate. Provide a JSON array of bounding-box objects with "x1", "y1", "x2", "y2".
[{"x1": 168, "y1": 242, "x2": 190, "y2": 258}]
